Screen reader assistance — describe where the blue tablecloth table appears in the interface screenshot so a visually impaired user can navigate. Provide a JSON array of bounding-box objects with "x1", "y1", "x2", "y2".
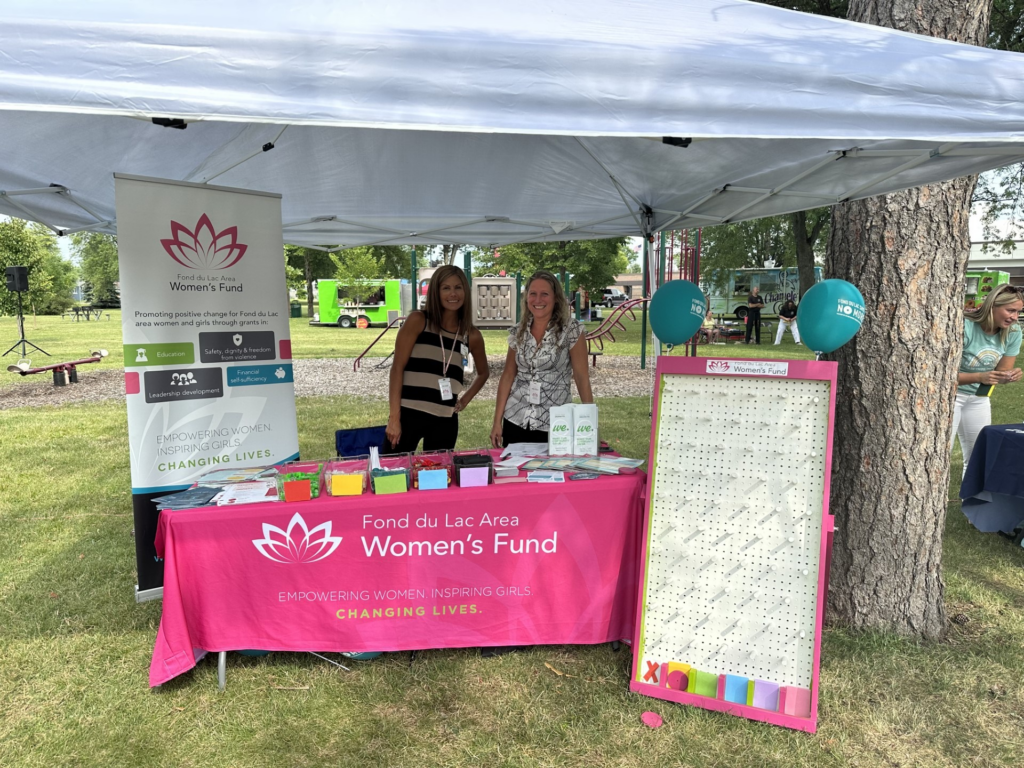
[{"x1": 959, "y1": 423, "x2": 1024, "y2": 536}]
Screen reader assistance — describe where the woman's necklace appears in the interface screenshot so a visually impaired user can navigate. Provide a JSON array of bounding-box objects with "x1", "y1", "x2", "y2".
[{"x1": 531, "y1": 319, "x2": 548, "y2": 345}]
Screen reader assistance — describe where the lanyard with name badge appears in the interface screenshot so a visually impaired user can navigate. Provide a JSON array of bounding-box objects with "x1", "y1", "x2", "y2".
[
  {"x1": 438, "y1": 327, "x2": 459, "y2": 401},
  {"x1": 528, "y1": 326, "x2": 544, "y2": 405}
]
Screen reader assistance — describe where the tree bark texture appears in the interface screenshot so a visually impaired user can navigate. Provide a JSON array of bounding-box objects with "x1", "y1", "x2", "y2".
[{"x1": 825, "y1": 0, "x2": 991, "y2": 639}]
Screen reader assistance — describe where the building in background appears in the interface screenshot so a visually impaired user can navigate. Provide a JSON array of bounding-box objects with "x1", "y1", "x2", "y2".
[{"x1": 967, "y1": 241, "x2": 1024, "y2": 284}]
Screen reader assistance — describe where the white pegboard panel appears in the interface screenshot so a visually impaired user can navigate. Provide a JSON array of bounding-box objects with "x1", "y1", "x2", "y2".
[{"x1": 639, "y1": 372, "x2": 830, "y2": 689}]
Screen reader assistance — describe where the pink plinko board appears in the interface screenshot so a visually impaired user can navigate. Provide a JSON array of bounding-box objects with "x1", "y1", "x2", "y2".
[{"x1": 629, "y1": 356, "x2": 837, "y2": 733}]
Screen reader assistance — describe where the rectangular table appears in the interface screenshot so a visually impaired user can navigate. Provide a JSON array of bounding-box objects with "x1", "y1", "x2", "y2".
[
  {"x1": 960, "y1": 423, "x2": 1024, "y2": 536},
  {"x1": 150, "y1": 471, "x2": 645, "y2": 686}
]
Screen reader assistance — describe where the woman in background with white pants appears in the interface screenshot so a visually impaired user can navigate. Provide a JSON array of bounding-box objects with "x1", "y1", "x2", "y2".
[
  {"x1": 952, "y1": 284, "x2": 1023, "y2": 470},
  {"x1": 774, "y1": 299, "x2": 800, "y2": 345}
]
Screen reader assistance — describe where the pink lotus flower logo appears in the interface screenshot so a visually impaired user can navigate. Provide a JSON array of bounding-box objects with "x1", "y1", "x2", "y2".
[
  {"x1": 252, "y1": 512, "x2": 342, "y2": 564},
  {"x1": 708, "y1": 360, "x2": 730, "y2": 372},
  {"x1": 160, "y1": 213, "x2": 247, "y2": 270}
]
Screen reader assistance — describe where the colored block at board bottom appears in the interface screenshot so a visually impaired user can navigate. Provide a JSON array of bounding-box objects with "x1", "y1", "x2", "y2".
[
  {"x1": 751, "y1": 679, "x2": 780, "y2": 711},
  {"x1": 781, "y1": 686, "x2": 812, "y2": 718},
  {"x1": 662, "y1": 662, "x2": 690, "y2": 690},
  {"x1": 724, "y1": 675, "x2": 749, "y2": 704},
  {"x1": 687, "y1": 669, "x2": 718, "y2": 697}
]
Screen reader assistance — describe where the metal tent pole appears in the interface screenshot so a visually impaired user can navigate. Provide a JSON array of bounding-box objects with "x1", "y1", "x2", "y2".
[
  {"x1": 640, "y1": 237, "x2": 649, "y2": 369},
  {"x1": 515, "y1": 271, "x2": 522, "y2": 323},
  {"x1": 691, "y1": 229, "x2": 702, "y2": 357},
  {"x1": 410, "y1": 246, "x2": 417, "y2": 309}
]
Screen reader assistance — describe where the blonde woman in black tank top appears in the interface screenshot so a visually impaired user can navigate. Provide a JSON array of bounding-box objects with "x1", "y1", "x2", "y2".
[{"x1": 385, "y1": 265, "x2": 489, "y2": 453}]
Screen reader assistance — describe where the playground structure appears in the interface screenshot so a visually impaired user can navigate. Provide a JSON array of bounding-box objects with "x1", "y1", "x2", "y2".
[
  {"x1": 7, "y1": 350, "x2": 109, "y2": 386},
  {"x1": 352, "y1": 317, "x2": 405, "y2": 372},
  {"x1": 584, "y1": 298, "x2": 648, "y2": 365}
]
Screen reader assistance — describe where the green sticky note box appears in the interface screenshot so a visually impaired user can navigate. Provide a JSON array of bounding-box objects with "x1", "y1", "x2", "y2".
[
  {"x1": 693, "y1": 670, "x2": 719, "y2": 698},
  {"x1": 373, "y1": 473, "x2": 408, "y2": 494}
]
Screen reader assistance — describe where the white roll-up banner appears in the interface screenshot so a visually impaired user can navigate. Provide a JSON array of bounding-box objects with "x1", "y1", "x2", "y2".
[{"x1": 115, "y1": 175, "x2": 299, "y2": 597}]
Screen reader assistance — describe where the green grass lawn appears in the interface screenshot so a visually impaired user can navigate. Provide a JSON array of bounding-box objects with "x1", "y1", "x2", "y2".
[
  {"x1": 0, "y1": 310, "x2": 811, "y2": 394},
  {"x1": 2, "y1": 381, "x2": 1024, "y2": 766}
]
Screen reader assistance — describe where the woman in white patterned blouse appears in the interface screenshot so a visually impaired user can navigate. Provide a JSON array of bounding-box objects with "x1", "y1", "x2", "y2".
[{"x1": 490, "y1": 270, "x2": 594, "y2": 448}]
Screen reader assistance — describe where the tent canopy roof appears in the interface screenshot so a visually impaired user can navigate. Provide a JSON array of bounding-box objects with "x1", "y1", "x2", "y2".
[{"x1": 2, "y1": 0, "x2": 1024, "y2": 247}]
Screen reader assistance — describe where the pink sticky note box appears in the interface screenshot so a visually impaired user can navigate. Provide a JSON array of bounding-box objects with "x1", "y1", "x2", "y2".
[
  {"x1": 459, "y1": 466, "x2": 490, "y2": 487},
  {"x1": 780, "y1": 686, "x2": 812, "y2": 718}
]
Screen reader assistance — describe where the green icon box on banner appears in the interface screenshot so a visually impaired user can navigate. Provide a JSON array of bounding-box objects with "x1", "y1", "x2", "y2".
[{"x1": 124, "y1": 342, "x2": 195, "y2": 367}]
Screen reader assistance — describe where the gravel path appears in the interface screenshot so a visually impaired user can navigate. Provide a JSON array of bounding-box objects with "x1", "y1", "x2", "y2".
[{"x1": 0, "y1": 355, "x2": 656, "y2": 410}]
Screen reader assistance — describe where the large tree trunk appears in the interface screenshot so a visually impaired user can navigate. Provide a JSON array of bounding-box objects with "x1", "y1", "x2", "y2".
[
  {"x1": 304, "y1": 252, "x2": 315, "y2": 318},
  {"x1": 791, "y1": 210, "x2": 825, "y2": 298},
  {"x1": 825, "y1": 0, "x2": 992, "y2": 639}
]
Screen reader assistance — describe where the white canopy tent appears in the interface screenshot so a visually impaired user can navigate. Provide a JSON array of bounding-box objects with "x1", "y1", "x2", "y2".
[{"x1": 2, "y1": 0, "x2": 1024, "y2": 248}]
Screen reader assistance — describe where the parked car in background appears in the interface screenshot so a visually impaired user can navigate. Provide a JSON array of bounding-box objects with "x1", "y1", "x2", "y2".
[{"x1": 600, "y1": 288, "x2": 628, "y2": 307}]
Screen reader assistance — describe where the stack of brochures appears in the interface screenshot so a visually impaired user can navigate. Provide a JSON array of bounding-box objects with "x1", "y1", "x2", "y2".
[
  {"x1": 194, "y1": 466, "x2": 277, "y2": 486},
  {"x1": 152, "y1": 486, "x2": 222, "y2": 511},
  {"x1": 211, "y1": 480, "x2": 279, "y2": 506},
  {"x1": 520, "y1": 456, "x2": 644, "y2": 475}
]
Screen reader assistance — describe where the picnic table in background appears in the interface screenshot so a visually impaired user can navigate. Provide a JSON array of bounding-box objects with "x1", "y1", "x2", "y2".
[{"x1": 63, "y1": 306, "x2": 110, "y2": 321}]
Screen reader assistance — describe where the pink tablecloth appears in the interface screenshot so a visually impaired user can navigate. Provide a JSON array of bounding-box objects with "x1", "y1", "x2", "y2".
[{"x1": 150, "y1": 472, "x2": 645, "y2": 686}]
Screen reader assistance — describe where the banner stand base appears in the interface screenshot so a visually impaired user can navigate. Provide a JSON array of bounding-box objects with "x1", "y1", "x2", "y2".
[{"x1": 136, "y1": 586, "x2": 164, "y2": 603}]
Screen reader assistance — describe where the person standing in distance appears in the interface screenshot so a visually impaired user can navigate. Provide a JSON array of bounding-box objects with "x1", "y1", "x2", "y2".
[
  {"x1": 744, "y1": 285, "x2": 765, "y2": 345},
  {"x1": 952, "y1": 283, "x2": 1023, "y2": 470},
  {"x1": 491, "y1": 270, "x2": 594, "y2": 448},
  {"x1": 774, "y1": 298, "x2": 800, "y2": 345},
  {"x1": 386, "y1": 266, "x2": 489, "y2": 452}
]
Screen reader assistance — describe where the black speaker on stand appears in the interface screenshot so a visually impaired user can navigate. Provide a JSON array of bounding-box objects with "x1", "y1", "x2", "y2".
[{"x1": 4, "y1": 266, "x2": 50, "y2": 358}]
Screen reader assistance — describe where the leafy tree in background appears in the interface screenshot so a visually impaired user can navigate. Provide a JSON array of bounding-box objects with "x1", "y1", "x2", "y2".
[
  {"x1": 333, "y1": 247, "x2": 386, "y2": 305},
  {"x1": 473, "y1": 238, "x2": 629, "y2": 303},
  {"x1": 704, "y1": 211, "x2": 829, "y2": 298},
  {"x1": 36, "y1": 243, "x2": 77, "y2": 315},
  {"x1": 328, "y1": 245, "x2": 411, "y2": 304},
  {"x1": 698, "y1": 212, "x2": 829, "y2": 297},
  {"x1": 71, "y1": 232, "x2": 120, "y2": 308},
  {"x1": 700, "y1": 216, "x2": 791, "y2": 291},
  {"x1": 285, "y1": 244, "x2": 411, "y2": 315},
  {"x1": 0, "y1": 218, "x2": 75, "y2": 315},
  {"x1": 285, "y1": 245, "x2": 337, "y2": 317},
  {"x1": 763, "y1": 0, "x2": 1024, "y2": 250}
]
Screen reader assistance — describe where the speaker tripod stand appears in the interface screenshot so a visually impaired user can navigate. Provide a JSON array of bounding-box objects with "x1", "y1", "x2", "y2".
[{"x1": 3, "y1": 290, "x2": 50, "y2": 358}]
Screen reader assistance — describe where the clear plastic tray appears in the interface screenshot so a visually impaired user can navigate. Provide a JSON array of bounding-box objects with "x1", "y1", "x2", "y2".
[
  {"x1": 275, "y1": 460, "x2": 324, "y2": 501},
  {"x1": 411, "y1": 450, "x2": 453, "y2": 490},
  {"x1": 371, "y1": 452, "x2": 411, "y2": 494},
  {"x1": 325, "y1": 455, "x2": 369, "y2": 496}
]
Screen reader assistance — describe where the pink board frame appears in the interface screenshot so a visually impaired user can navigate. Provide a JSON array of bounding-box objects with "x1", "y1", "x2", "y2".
[{"x1": 629, "y1": 356, "x2": 837, "y2": 733}]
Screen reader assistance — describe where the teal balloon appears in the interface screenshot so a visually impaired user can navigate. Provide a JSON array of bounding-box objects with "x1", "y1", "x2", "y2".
[
  {"x1": 649, "y1": 280, "x2": 708, "y2": 345},
  {"x1": 796, "y1": 279, "x2": 866, "y2": 354}
]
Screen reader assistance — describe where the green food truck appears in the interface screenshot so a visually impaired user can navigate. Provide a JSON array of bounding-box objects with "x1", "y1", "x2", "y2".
[
  {"x1": 965, "y1": 270, "x2": 1010, "y2": 310},
  {"x1": 311, "y1": 279, "x2": 413, "y2": 328}
]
